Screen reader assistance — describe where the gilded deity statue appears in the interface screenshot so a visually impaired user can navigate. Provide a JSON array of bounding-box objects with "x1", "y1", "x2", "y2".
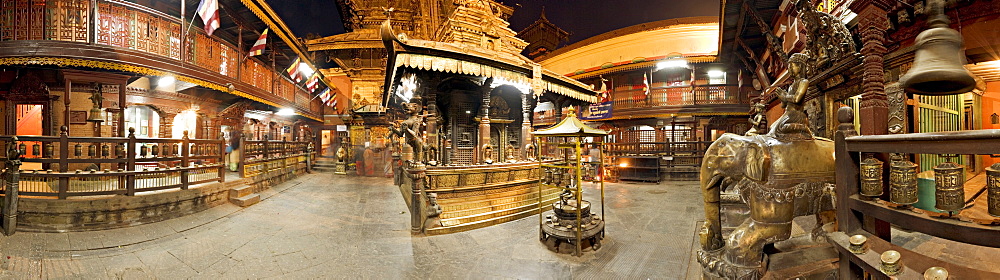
[
  {"x1": 771, "y1": 53, "x2": 812, "y2": 140},
  {"x1": 389, "y1": 97, "x2": 428, "y2": 163},
  {"x1": 745, "y1": 100, "x2": 767, "y2": 136}
]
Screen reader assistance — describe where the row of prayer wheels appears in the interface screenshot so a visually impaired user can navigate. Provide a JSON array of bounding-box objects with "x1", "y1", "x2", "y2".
[
  {"x1": 848, "y1": 235, "x2": 949, "y2": 278},
  {"x1": 16, "y1": 142, "x2": 217, "y2": 159},
  {"x1": 859, "y1": 153, "x2": 1000, "y2": 214}
]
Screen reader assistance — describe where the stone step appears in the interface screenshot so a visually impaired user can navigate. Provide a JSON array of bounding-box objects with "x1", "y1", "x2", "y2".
[
  {"x1": 426, "y1": 200, "x2": 557, "y2": 236},
  {"x1": 229, "y1": 185, "x2": 255, "y2": 199},
  {"x1": 230, "y1": 194, "x2": 260, "y2": 207},
  {"x1": 439, "y1": 194, "x2": 560, "y2": 227},
  {"x1": 440, "y1": 188, "x2": 561, "y2": 219},
  {"x1": 439, "y1": 186, "x2": 560, "y2": 213}
]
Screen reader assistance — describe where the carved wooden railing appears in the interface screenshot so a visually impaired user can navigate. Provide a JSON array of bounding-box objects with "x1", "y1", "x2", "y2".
[
  {"x1": 611, "y1": 85, "x2": 746, "y2": 110},
  {"x1": 238, "y1": 138, "x2": 314, "y2": 186},
  {"x1": 833, "y1": 114, "x2": 1000, "y2": 278},
  {"x1": 0, "y1": 0, "x2": 320, "y2": 115},
  {"x1": 0, "y1": 128, "x2": 224, "y2": 199}
]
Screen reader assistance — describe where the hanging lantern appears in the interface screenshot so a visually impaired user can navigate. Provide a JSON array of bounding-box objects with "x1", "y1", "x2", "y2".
[
  {"x1": 933, "y1": 157, "x2": 965, "y2": 212},
  {"x1": 986, "y1": 163, "x2": 1000, "y2": 217},
  {"x1": 860, "y1": 154, "x2": 884, "y2": 197},
  {"x1": 889, "y1": 154, "x2": 918, "y2": 205}
]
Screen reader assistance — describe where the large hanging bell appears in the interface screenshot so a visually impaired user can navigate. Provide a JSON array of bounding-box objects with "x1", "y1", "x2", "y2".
[
  {"x1": 898, "y1": 0, "x2": 976, "y2": 95},
  {"x1": 87, "y1": 107, "x2": 105, "y2": 122}
]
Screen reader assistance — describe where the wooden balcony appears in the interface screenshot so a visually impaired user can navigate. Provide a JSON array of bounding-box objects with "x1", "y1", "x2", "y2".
[
  {"x1": 610, "y1": 84, "x2": 749, "y2": 118},
  {"x1": 0, "y1": 0, "x2": 323, "y2": 118}
]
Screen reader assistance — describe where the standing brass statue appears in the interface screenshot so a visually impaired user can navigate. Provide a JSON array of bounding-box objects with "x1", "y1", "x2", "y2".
[
  {"x1": 389, "y1": 97, "x2": 428, "y2": 163},
  {"x1": 698, "y1": 53, "x2": 837, "y2": 279}
]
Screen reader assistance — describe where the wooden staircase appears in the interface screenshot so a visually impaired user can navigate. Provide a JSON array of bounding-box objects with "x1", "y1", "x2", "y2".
[{"x1": 425, "y1": 183, "x2": 559, "y2": 235}]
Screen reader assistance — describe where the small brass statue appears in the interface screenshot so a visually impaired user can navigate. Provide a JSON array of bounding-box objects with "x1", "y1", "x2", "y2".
[{"x1": 745, "y1": 100, "x2": 766, "y2": 136}]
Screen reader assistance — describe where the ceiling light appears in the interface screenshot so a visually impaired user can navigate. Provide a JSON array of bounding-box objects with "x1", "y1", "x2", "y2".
[
  {"x1": 158, "y1": 76, "x2": 175, "y2": 87},
  {"x1": 299, "y1": 62, "x2": 314, "y2": 76},
  {"x1": 276, "y1": 108, "x2": 295, "y2": 116},
  {"x1": 656, "y1": 59, "x2": 688, "y2": 70},
  {"x1": 707, "y1": 70, "x2": 726, "y2": 78}
]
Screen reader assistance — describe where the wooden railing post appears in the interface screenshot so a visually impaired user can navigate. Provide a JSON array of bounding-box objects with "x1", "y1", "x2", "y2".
[
  {"x1": 180, "y1": 130, "x2": 190, "y2": 189},
  {"x1": 58, "y1": 126, "x2": 69, "y2": 199},
  {"x1": 3, "y1": 136, "x2": 23, "y2": 235},
  {"x1": 125, "y1": 127, "x2": 136, "y2": 195},
  {"x1": 218, "y1": 139, "x2": 225, "y2": 182},
  {"x1": 238, "y1": 136, "x2": 246, "y2": 178}
]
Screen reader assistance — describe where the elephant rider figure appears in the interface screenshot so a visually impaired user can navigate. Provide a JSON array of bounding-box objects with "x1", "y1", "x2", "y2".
[
  {"x1": 389, "y1": 97, "x2": 428, "y2": 164},
  {"x1": 698, "y1": 52, "x2": 837, "y2": 279}
]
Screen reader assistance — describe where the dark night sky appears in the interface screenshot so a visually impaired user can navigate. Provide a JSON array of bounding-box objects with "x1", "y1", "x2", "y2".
[{"x1": 272, "y1": 0, "x2": 719, "y2": 45}]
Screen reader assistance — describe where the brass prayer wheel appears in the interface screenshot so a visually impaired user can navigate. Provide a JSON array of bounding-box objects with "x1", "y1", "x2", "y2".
[
  {"x1": 140, "y1": 145, "x2": 148, "y2": 157},
  {"x1": 860, "y1": 154, "x2": 884, "y2": 197},
  {"x1": 18, "y1": 142, "x2": 26, "y2": 156},
  {"x1": 101, "y1": 144, "x2": 110, "y2": 158},
  {"x1": 44, "y1": 142, "x2": 53, "y2": 158},
  {"x1": 933, "y1": 159, "x2": 965, "y2": 212},
  {"x1": 31, "y1": 143, "x2": 40, "y2": 156},
  {"x1": 889, "y1": 154, "x2": 919, "y2": 205},
  {"x1": 115, "y1": 143, "x2": 125, "y2": 158},
  {"x1": 987, "y1": 163, "x2": 1000, "y2": 217},
  {"x1": 74, "y1": 143, "x2": 82, "y2": 157},
  {"x1": 151, "y1": 144, "x2": 159, "y2": 157},
  {"x1": 88, "y1": 144, "x2": 97, "y2": 157}
]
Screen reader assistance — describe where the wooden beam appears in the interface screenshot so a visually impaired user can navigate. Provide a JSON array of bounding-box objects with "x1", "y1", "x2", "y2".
[{"x1": 742, "y1": 2, "x2": 788, "y2": 64}]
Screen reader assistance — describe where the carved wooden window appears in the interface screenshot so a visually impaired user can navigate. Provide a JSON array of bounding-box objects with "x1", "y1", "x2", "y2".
[{"x1": 45, "y1": 0, "x2": 88, "y2": 42}]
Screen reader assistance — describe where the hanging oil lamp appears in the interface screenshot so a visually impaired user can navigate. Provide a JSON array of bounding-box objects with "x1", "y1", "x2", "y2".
[
  {"x1": 889, "y1": 154, "x2": 918, "y2": 205},
  {"x1": 933, "y1": 155, "x2": 964, "y2": 213},
  {"x1": 986, "y1": 163, "x2": 1000, "y2": 217},
  {"x1": 859, "y1": 153, "x2": 884, "y2": 197}
]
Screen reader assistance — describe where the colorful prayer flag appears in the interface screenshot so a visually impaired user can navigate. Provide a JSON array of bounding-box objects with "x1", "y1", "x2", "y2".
[
  {"x1": 285, "y1": 57, "x2": 302, "y2": 82},
  {"x1": 196, "y1": 0, "x2": 220, "y2": 36},
  {"x1": 305, "y1": 73, "x2": 320, "y2": 92},
  {"x1": 643, "y1": 73, "x2": 650, "y2": 96},
  {"x1": 247, "y1": 29, "x2": 268, "y2": 57}
]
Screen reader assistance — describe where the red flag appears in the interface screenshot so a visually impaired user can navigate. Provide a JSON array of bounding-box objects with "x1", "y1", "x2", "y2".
[
  {"x1": 196, "y1": 0, "x2": 220, "y2": 36},
  {"x1": 643, "y1": 73, "x2": 650, "y2": 96},
  {"x1": 247, "y1": 29, "x2": 268, "y2": 57}
]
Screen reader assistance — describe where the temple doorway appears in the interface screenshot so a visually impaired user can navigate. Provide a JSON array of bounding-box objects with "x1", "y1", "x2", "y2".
[{"x1": 16, "y1": 104, "x2": 43, "y2": 170}]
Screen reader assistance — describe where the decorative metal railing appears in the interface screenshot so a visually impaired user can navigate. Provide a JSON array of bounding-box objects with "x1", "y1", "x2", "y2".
[
  {"x1": 0, "y1": 0, "x2": 319, "y2": 115},
  {"x1": 0, "y1": 127, "x2": 224, "y2": 199}
]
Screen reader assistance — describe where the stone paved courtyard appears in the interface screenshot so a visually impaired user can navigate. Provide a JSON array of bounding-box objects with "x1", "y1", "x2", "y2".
[{"x1": 0, "y1": 172, "x2": 709, "y2": 279}]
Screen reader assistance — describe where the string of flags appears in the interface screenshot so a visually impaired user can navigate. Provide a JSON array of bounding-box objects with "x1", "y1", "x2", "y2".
[{"x1": 194, "y1": 0, "x2": 337, "y2": 108}]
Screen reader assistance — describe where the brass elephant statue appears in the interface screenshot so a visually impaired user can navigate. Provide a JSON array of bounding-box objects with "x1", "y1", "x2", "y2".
[{"x1": 697, "y1": 53, "x2": 838, "y2": 279}]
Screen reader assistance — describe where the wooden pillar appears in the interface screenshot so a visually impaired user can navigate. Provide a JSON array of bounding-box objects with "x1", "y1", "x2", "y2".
[
  {"x1": 424, "y1": 85, "x2": 439, "y2": 164},
  {"x1": 118, "y1": 83, "x2": 126, "y2": 137},
  {"x1": 850, "y1": 0, "x2": 893, "y2": 136},
  {"x1": 478, "y1": 79, "x2": 492, "y2": 163},
  {"x1": 63, "y1": 78, "x2": 71, "y2": 134},
  {"x1": 160, "y1": 112, "x2": 176, "y2": 138}
]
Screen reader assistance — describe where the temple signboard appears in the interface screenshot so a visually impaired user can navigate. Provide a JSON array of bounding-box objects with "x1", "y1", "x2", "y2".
[{"x1": 581, "y1": 102, "x2": 612, "y2": 120}]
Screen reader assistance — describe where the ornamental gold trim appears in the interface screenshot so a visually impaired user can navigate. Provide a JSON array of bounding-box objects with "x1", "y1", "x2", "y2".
[{"x1": 0, "y1": 56, "x2": 321, "y2": 122}]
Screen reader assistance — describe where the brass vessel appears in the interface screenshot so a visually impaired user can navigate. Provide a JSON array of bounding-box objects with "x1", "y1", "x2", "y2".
[
  {"x1": 889, "y1": 154, "x2": 918, "y2": 205},
  {"x1": 898, "y1": 0, "x2": 976, "y2": 95},
  {"x1": 933, "y1": 159, "x2": 964, "y2": 212},
  {"x1": 987, "y1": 163, "x2": 1000, "y2": 217},
  {"x1": 880, "y1": 250, "x2": 901, "y2": 276},
  {"x1": 860, "y1": 154, "x2": 884, "y2": 197}
]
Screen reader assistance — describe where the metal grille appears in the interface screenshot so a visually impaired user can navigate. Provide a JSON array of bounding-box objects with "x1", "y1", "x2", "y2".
[{"x1": 915, "y1": 94, "x2": 964, "y2": 172}]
